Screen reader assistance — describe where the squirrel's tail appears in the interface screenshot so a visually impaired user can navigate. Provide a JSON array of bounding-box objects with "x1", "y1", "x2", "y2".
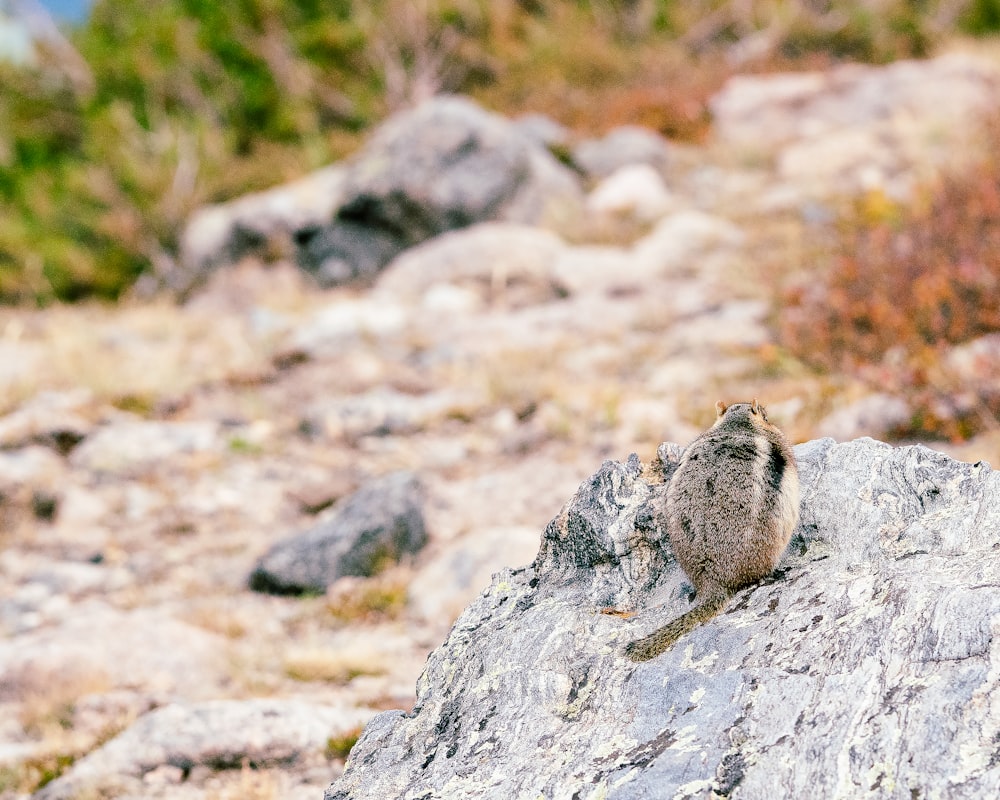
[{"x1": 624, "y1": 590, "x2": 731, "y2": 662}]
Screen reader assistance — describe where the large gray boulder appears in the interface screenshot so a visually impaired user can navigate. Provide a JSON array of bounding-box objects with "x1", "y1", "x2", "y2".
[
  {"x1": 327, "y1": 438, "x2": 1000, "y2": 799},
  {"x1": 294, "y1": 95, "x2": 583, "y2": 286},
  {"x1": 250, "y1": 471, "x2": 427, "y2": 595}
]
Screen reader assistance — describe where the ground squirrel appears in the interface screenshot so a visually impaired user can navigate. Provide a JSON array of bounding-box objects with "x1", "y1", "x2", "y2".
[{"x1": 625, "y1": 399, "x2": 800, "y2": 661}]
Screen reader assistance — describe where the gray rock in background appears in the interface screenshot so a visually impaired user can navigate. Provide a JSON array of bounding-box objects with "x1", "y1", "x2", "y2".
[
  {"x1": 69, "y1": 420, "x2": 222, "y2": 478},
  {"x1": 250, "y1": 471, "x2": 426, "y2": 595},
  {"x1": 36, "y1": 699, "x2": 371, "y2": 800},
  {"x1": 178, "y1": 166, "x2": 347, "y2": 292},
  {"x1": 327, "y1": 438, "x2": 1000, "y2": 799},
  {"x1": 572, "y1": 125, "x2": 672, "y2": 180},
  {"x1": 295, "y1": 95, "x2": 583, "y2": 286}
]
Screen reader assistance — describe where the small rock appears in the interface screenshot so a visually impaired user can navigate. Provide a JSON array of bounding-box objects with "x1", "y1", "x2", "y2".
[
  {"x1": 632, "y1": 209, "x2": 745, "y2": 275},
  {"x1": 285, "y1": 298, "x2": 408, "y2": 360},
  {"x1": 572, "y1": 125, "x2": 672, "y2": 180},
  {"x1": 0, "y1": 445, "x2": 66, "y2": 506},
  {"x1": 513, "y1": 113, "x2": 572, "y2": 150},
  {"x1": 250, "y1": 471, "x2": 427, "y2": 595},
  {"x1": 375, "y1": 222, "x2": 567, "y2": 309},
  {"x1": 309, "y1": 388, "x2": 480, "y2": 441},
  {"x1": 35, "y1": 699, "x2": 372, "y2": 800},
  {"x1": 69, "y1": 420, "x2": 221, "y2": 477},
  {"x1": 944, "y1": 333, "x2": 1000, "y2": 386},
  {"x1": 586, "y1": 163, "x2": 677, "y2": 223}
]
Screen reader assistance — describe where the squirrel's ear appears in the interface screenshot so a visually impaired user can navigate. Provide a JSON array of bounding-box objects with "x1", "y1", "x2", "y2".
[
  {"x1": 751, "y1": 398, "x2": 760, "y2": 414},
  {"x1": 715, "y1": 401, "x2": 728, "y2": 417}
]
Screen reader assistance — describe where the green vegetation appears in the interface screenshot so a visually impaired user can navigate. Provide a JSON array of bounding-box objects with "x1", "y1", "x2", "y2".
[
  {"x1": 0, "y1": 0, "x2": 996, "y2": 303},
  {"x1": 326, "y1": 728, "x2": 363, "y2": 759}
]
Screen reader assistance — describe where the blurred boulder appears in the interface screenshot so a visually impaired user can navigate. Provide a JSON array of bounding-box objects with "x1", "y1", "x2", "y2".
[
  {"x1": 374, "y1": 222, "x2": 567, "y2": 309},
  {"x1": 306, "y1": 388, "x2": 482, "y2": 442},
  {"x1": 178, "y1": 166, "x2": 347, "y2": 292},
  {"x1": 181, "y1": 97, "x2": 584, "y2": 292},
  {"x1": 69, "y1": 420, "x2": 221, "y2": 478},
  {"x1": 586, "y1": 163, "x2": 676, "y2": 224},
  {"x1": 250, "y1": 471, "x2": 427, "y2": 595},
  {"x1": 295, "y1": 96, "x2": 584, "y2": 286}
]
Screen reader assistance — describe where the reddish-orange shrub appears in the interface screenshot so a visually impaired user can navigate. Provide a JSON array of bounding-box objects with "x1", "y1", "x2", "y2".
[{"x1": 777, "y1": 138, "x2": 1000, "y2": 439}]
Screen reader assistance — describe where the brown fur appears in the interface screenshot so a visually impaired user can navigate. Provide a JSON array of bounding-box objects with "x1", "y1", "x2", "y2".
[{"x1": 626, "y1": 400, "x2": 799, "y2": 661}]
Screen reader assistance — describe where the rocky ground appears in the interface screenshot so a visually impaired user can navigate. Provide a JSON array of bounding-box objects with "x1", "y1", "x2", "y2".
[{"x1": 3, "y1": 47, "x2": 1000, "y2": 800}]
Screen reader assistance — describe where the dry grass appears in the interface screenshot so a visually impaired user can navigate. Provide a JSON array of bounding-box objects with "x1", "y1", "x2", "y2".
[
  {"x1": 326, "y1": 571, "x2": 410, "y2": 625},
  {"x1": 0, "y1": 666, "x2": 135, "y2": 794},
  {"x1": 0, "y1": 302, "x2": 267, "y2": 416},
  {"x1": 13, "y1": 667, "x2": 111, "y2": 740},
  {"x1": 213, "y1": 761, "x2": 283, "y2": 800},
  {"x1": 283, "y1": 644, "x2": 386, "y2": 685}
]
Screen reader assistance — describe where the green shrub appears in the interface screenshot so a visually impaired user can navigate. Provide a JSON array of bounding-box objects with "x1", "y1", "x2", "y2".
[{"x1": 0, "y1": 0, "x2": 992, "y2": 304}]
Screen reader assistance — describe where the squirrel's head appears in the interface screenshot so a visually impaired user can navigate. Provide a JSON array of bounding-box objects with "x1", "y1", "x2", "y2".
[{"x1": 713, "y1": 398, "x2": 771, "y2": 429}]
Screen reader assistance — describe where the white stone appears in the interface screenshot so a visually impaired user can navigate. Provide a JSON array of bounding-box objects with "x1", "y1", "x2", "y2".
[{"x1": 586, "y1": 163, "x2": 676, "y2": 223}]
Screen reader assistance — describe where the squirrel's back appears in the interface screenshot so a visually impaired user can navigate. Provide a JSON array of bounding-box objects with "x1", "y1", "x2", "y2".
[
  {"x1": 624, "y1": 399, "x2": 799, "y2": 661},
  {"x1": 667, "y1": 400, "x2": 799, "y2": 596}
]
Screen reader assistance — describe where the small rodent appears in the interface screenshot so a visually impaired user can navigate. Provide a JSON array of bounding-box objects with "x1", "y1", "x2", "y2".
[{"x1": 625, "y1": 399, "x2": 800, "y2": 661}]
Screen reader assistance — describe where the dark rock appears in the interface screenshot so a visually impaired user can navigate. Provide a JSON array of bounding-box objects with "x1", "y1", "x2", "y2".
[
  {"x1": 250, "y1": 471, "x2": 427, "y2": 595},
  {"x1": 178, "y1": 166, "x2": 347, "y2": 293},
  {"x1": 294, "y1": 219, "x2": 404, "y2": 285},
  {"x1": 327, "y1": 438, "x2": 1000, "y2": 799}
]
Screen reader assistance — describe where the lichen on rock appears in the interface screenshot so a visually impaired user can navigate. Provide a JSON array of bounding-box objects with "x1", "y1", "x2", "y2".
[{"x1": 327, "y1": 437, "x2": 1000, "y2": 800}]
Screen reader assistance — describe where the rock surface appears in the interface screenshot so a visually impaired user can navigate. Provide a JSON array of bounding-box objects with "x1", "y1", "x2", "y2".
[
  {"x1": 250, "y1": 471, "x2": 427, "y2": 595},
  {"x1": 327, "y1": 438, "x2": 1000, "y2": 799}
]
